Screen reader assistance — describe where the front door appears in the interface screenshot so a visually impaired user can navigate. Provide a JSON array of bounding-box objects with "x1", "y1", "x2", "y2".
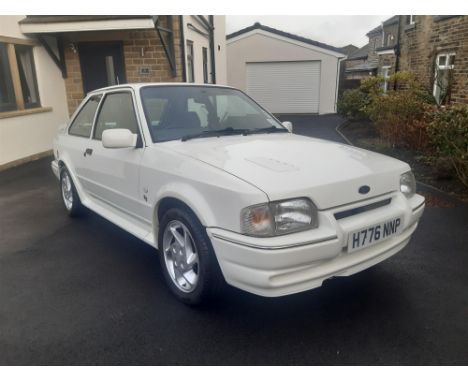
[
  {"x1": 81, "y1": 90, "x2": 147, "y2": 222},
  {"x1": 78, "y1": 42, "x2": 126, "y2": 93}
]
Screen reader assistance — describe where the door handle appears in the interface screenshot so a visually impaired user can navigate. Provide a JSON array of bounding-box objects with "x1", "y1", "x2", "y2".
[{"x1": 83, "y1": 148, "x2": 93, "y2": 157}]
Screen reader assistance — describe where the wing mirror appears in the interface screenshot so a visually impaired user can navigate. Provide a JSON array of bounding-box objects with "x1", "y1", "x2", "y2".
[
  {"x1": 282, "y1": 121, "x2": 293, "y2": 133},
  {"x1": 102, "y1": 129, "x2": 138, "y2": 149}
]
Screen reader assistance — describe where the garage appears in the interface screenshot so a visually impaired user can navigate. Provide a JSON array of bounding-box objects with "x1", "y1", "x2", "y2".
[
  {"x1": 227, "y1": 23, "x2": 346, "y2": 115},
  {"x1": 246, "y1": 61, "x2": 321, "y2": 113}
]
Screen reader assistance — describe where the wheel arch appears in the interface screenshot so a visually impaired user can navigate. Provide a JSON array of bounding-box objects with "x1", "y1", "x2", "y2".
[
  {"x1": 152, "y1": 186, "x2": 217, "y2": 246},
  {"x1": 56, "y1": 157, "x2": 87, "y2": 202}
]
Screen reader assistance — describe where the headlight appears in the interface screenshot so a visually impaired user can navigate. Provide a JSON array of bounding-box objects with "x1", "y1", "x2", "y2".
[
  {"x1": 241, "y1": 198, "x2": 318, "y2": 237},
  {"x1": 400, "y1": 171, "x2": 416, "y2": 198}
]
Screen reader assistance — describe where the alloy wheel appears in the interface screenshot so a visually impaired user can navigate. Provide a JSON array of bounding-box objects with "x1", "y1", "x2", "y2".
[
  {"x1": 61, "y1": 172, "x2": 73, "y2": 211},
  {"x1": 162, "y1": 220, "x2": 200, "y2": 292}
]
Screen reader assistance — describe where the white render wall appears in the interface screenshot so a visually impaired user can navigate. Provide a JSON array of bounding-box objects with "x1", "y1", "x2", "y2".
[
  {"x1": 0, "y1": 16, "x2": 69, "y2": 167},
  {"x1": 213, "y1": 15, "x2": 227, "y2": 85},
  {"x1": 182, "y1": 16, "x2": 227, "y2": 85},
  {"x1": 227, "y1": 31, "x2": 344, "y2": 114}
]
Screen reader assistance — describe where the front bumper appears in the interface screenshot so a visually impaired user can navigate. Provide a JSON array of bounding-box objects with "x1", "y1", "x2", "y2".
[{"x1": 207, "y1": 192, "x2": 425, "y2": 297}]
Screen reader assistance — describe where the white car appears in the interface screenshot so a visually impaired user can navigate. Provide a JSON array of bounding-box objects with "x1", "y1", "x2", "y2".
[{"x1": 51, "y1": 83, "x2": 425, "y2": 304}]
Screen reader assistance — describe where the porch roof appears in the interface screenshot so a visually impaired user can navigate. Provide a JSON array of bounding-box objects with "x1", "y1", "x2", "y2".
[{"x1": 19, "y1": 15, "x2": 155, "y2": 33}]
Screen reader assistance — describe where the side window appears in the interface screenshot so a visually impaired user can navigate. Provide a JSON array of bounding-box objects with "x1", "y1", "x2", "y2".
[
  {"x1": 94, "y1": 92, "x2": 139, "y2": 140},
  {"x1": 69, "y1": 95, "x2": 102, "y2": 138}
]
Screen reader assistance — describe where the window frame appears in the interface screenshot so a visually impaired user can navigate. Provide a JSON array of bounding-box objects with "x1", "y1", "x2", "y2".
[
  {"x1": 0, "y1": 38, "x2": 41, "y2": 115},
  {"x1": 186, "y1": 40, "x2": 195, "y2": 83},
  {"x1": 91, "y1": 89, "x2": 144, "y2": 145}
]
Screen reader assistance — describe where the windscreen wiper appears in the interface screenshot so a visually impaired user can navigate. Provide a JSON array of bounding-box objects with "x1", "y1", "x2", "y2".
[
  {"x1": 181, "y1": 127, "x2": 250, "y2": 142},
  {"x1": 243, "y1": 126, "x2": 288, "y2": 135}
]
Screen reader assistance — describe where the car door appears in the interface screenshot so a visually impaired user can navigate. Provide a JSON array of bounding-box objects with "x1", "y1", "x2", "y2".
[
  {"x1": 80, "y1": 90, "x2": 147, "y2": 221},
  {"x1": 60, "y1": 94, "x2": 102, "y2": 187}
]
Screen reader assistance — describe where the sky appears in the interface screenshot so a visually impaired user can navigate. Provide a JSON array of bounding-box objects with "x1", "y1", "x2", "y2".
[{"x1": 226, "y1": 15, "x2": 391, "y2": 48}]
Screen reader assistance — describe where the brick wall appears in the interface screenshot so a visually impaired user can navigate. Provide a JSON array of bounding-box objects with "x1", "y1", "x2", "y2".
[
  {"x1": 63, "y1": 16, "x2": 184, "y2": 115},
  {"x1": 399, "y1": 15, "x2": 468, "y2": 104},
  {"x1": 63, "y1": 47, "x2": 85, "y2": 115},
  {"x1": 124, "y1": 16, "x2": 183, "y2": 84}
]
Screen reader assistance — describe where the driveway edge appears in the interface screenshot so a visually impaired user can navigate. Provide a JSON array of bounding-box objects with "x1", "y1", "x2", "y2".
[{"x1": 335, "y1": 120, "x2": 353, "y2": 146}]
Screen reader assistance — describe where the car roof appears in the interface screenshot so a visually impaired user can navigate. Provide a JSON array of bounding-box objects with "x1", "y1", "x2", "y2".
[{"x1": 87, "y1": 82, "x2": 236, "y2": 95}]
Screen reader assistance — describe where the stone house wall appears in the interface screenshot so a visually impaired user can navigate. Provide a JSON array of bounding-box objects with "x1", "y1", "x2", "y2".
[
  {"x1": 398, "y1": 15, "x2": 468, "y2": 104},
  {"x1": 367, "y1": 32, "x2": 382, "y2": 63}
]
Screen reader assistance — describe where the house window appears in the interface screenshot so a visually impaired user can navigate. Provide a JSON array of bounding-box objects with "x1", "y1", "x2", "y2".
[
  {"x1": 0, "y1": 43, "x2": 16, "y2": 112},
  {"x1": 386, "y1": 33, "x2": 394, "y2": 46},
  {"x1": 406, "y1": 15, "x2": 416, "y2": 25},
  {"x1": 186, "y1": 40, "x2": 194, "y2": 83},
  {"x1": 382, "y1": 66, "x2": 391, "y2": 93},
  {"x1": 0, "y1": 41, "x2": 40, "y2": 113},
  {"x1": 15, "y1": 45, "x2": 40, "y2": 108},
  {"x1": 202, "y1": 47, "x2": 208, "y2": 83},
  {"x1": 433, "y1": 53, "x2": 455, "y2": 105}
]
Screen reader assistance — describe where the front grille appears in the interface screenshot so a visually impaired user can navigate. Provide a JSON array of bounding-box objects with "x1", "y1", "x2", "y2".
[{"x1": 334, "y1": 198, "x2": 392, "y2": 220}]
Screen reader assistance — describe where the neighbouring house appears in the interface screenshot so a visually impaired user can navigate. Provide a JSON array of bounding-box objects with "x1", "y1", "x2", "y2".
[
  {"x1": 0, "y1": 15, "x2": 227, "y2": 169},
  {"x1": 226, "y1": 23, "x2": 346, "y2": 115},
  {"x1": 339, "y1": 44, "x2": 359, "y2": 56},
  {"x1": 343, "y1": 16, "x2": 397, "y2": 84},
  {"x1": 343, "y1": 15, "x2": 468, "y2": 105}
]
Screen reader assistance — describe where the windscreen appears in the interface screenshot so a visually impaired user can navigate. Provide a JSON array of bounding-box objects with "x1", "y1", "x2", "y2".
[{"x1": 140, "y1": 86, "x2": 284, "y2": 142}]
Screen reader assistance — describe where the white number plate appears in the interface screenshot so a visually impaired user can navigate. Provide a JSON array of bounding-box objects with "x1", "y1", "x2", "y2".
[{"x1": 348, "y1": 217, "x2": 403, "y2": 253}]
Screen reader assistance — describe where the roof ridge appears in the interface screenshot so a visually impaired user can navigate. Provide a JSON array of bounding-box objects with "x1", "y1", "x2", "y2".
[{"x1": 227, "y1": 22, "x2": 345, "y2": 54}]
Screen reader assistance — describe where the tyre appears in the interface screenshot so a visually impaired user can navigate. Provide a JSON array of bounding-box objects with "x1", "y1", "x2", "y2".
[
  {"x1": 60, "y1": 167, "x2": 83, "y2": 217},
  {"x1": 158, "y1": 207, "x2": 224, "y2": 305}
]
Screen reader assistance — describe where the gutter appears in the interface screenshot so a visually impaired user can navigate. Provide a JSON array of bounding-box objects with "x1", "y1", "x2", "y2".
[
  {"x1": 393, "y1": 15, "x2": 402, "y2": 90},
  {"x1": 209, "y1": 15, "x2": 216, "y2": 84},
  {"x1": 334, "y1": 56, "x2": 346, "y2": 112},
  {"x1": 179, "y1": 15, "x2": 187, "y2": 82}
]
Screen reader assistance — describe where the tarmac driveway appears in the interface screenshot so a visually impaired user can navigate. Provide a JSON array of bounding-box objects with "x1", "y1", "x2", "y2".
[{"x1": 0, "y1": 116, "x2": 467, "y2": 365}]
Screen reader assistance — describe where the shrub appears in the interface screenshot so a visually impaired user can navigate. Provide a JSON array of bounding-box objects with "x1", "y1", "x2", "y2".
[
  {"x1": 363, "y1": 71, "x2": 433, "y2": 150},
  {"x1": 427, "y1": 105, "x2": 468, "y2": 187},
  {"x1": 337, "y1": 89, "x2": 368, "y2": 121}
]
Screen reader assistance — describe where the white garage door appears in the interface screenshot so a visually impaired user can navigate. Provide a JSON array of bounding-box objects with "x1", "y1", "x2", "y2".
[{"x1": 246, "y1": 61, "x2": 321, "y2": 114}]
